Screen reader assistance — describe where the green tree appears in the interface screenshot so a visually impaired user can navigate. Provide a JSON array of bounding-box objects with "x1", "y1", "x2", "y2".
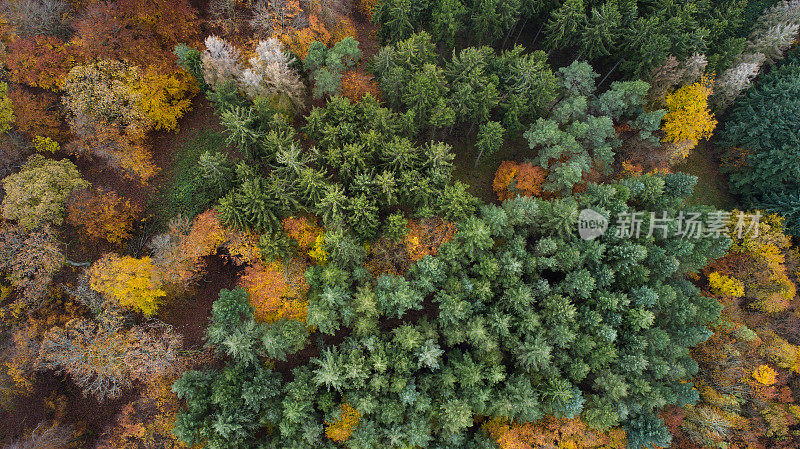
[
  {"x1": 474, "y1": 121, "x2": 504, "y2": 166},
  {"x1": 544, "y1": 0, "x2": 587, "y2": 51},
  {"x1": 578, "y1": 1, "x2": 621, "y2": 59}
]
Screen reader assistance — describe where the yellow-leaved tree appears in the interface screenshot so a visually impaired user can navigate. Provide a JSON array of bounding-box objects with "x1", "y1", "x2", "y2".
[
  {"x1": 89, "y1": 254, "x2": 167, "y2": 316},
  {"x1": 0, "y1": 81, "x2": 14, "y2": 135},
  {"x1": 325, "y1": 402, "x2": 361, "y2": 442},
  {"x1": 126, "y1": 66, "x2": 196, "y2": 131},
  {"x1": 662, "y1": 76, "x2": 717, "y2": 161}
]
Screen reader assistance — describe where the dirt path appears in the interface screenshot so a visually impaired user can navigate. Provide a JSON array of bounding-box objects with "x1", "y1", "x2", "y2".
[{"x1": 157, "y1": 256, "x2": 242, "y2": 349}]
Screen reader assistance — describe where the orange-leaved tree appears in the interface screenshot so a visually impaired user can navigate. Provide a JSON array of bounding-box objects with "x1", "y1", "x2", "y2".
[
  {"x1": 282, "y1": 215, "x2": 323, "y2": 252},
  {"x1": 239, "y1": 258, "x2": 309, "y2": 323},
  {"x1": 149, "y1": 213, "x2": 222, "y2": 287},
  {"x1": 89, "y1": 254, "x2": 167, "y2": 316},
  {"x1": 404, "y1": 217, "x2": 456, "y2": 262},
  {"x1": 72, "y1": 0, "x2": 199, "y2": 72},
  {"x1": 483, "y1": 416, "x2": 627, "y2": 449},
  {"x1": 7, "y1": 87, "x2": 64, "y2": 140},
  {"x1": 340, "y1": 70, "x2": 381, "y2": 102},
  {"x1": 492, "y1": 161, "x2": 547, "y2": 201},
  {"x1": 67, "y1": 188, "x2": 141, "y2": 245},
  {"x1": 5, "y1": 35, "x2": 80, "y2": 91}
]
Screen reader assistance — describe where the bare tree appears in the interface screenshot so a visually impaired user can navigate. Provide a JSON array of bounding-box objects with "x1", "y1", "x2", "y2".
[
  {"x1": 239, "y1": 38, "x2": 306, "y2": 110},
  {"x1": 646, "y1": 53, "x2": 707, "y2": 106},
  {"x1": 749, "y1": 22, "x2": 800, "y2": 64},
  {"x1": 38, "y1": 313, "x2": 182, "y2": 402},
  {"x1": 201, "y1": 35, "x2": 244, "y2": 88},
  {"x1": 2, "y1": 422, "x2": 75, "y2": 449},
  {"x1": 1, "y1": 0, "x2": 69, "y2": 37},
  {"x1": 712, "y1": 53, "x2": 765, "y2": 111},
  {"x1": 713, "y1": 0, "x2": 800, "y2": 110}
]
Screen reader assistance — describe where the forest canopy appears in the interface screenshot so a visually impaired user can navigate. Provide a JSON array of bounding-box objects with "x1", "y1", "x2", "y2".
[{"x1": 0, "y1": 1, "x2": 799, "y2": 449}]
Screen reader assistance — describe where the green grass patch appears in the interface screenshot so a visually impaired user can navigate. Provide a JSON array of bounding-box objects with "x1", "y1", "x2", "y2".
[
  {"x1": 673, "y1": 143, "x2": 739, "y2": 210},
  {"x1": 450, "y1": 135, "x2": 529, "y2": 204},
  {"x1": 151, "y1": 130, "x2": 228, "y2": 227}
]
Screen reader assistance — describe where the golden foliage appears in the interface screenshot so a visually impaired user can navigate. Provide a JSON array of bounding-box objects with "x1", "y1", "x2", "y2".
[
  {"x1": 708, "y1": 272, "x2": 744, "y2": 298},
  {"x1": 483, "y1": 416, "x2": 627, "y2": 449},
  {"x1": 125, "y1": 67, "x2": 196, "y2": 131},
  {"x1": 662, "y1": 76, "x2": 717, "y2": 160},
  {"x1": 726, "y1": 213, "x2": 796, "y2": 313},
  {"x1": 308, "y1": 233, "x2": 328, "y2": 265},
  {"x1": 33, "y1": 136, "x2": 59, "y2": 153},
  {"x1": 753, "y1": 364, "x2": 778, "y2": 386},
  {"x1": 239, "y1": 258, "x2": 309, "y2": 323},
  {"x1": 0, "y1": 81, "x2": 13, "y2": 135},
  {"x1": 325, "y1": 402, "x2": 361, "y2": 442},
  {"x1": 89, "y1": 254, "x2": 166, "y2": 316}
]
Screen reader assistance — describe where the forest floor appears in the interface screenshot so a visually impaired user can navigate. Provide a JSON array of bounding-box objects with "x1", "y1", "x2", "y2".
[
  {"x1": 451, "y1": 135, "x2": 528, "y2": 203},
  {"x1": 673, "y1": 142, "x2": 738, "y2": 210}
]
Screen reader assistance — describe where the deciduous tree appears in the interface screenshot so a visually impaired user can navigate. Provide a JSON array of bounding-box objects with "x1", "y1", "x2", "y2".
[
  {"x1": 1, "y1": 155, "x2": 89, "y2": 229},
  {"x1": 0, "y1": 82, "x2": 13, "y2": 136},
  {"x1": 38, "y1": 314, "x2": 181, "y2": 401},
  {"x1": 0, "y1": 223, "x2": 64, "y2": 305},
  {"x1": 239, "y1": 258, "x2": 309, "y2": 323},
  {"x1": 73, "y1": 0, "x2": 199, "y2": 71},
  {"x1": 89, "y1": 254, "x2": 167, "y2": 316},
  {"x1": 661, "y1": 76, "x2": 717, "y2": 160},
  {"x1": 5, "y1": 36, "x2": 78, "y2": 91},
  {"x1": 239, "y1": 38, "x2": 306, "y2": 111},
  {"x1": 66, "y1": 188, "x2": 141, "y2": 245},
  {"x1": 7, "y1": 87, "x2": 63, "y2": 140}
]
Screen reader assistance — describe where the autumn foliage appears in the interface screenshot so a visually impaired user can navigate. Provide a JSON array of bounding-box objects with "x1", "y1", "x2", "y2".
[
  {"x1": 340, "y1": 70, "x2": 381, "y2": 102},
  {"x1": 492, "y1": 161, "x2": 548, "y2": 201},
  {"x1": 6, "y1": 36, "x2": 79, "y2": 91},
  {"x1": 325, "y1": 402, "x2": 361, "y2": 442},
  {"x1": 89, "y1": 254, "x2": 167, "y2": 316},
  {"x1": 483, "y1": 416, "x2": 627, "y2": 449},
  {"x1": 676, "y1": 211, "x2": 800, "y2": 448},
  {"x1": 67, "y1": 188, "x2": 141, "y2": 245},
  {"x1": 709, "y1": 213, "x2": 796, "y2": 314},
  {"x1": 6, "y1": 87, "x2": 64, "y2": 140},
  {"x1": 662, "y1": 76, "x2": 717, "y2": 160},
  {"x1": 239, "y1": 258, "x2": 309, "y2": 323},
  {"x1": 149, "y1": 211, "x2": 227, "y2": 287},
  {"x1": 282, "y1": 215, "x2": 323, "y2": 252},
  {"x1": 72, "y1": 0, "x2": 199, "y2": 71},
  {"x1": 404, "y1": 217, "x2": 456, "y2": 262},
  {"x1": 38, "y1": 315, "x2": 181, "y2": 401},
  {"x1": 0, "y1": 224, "x2": 64, "y2": 305}
]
